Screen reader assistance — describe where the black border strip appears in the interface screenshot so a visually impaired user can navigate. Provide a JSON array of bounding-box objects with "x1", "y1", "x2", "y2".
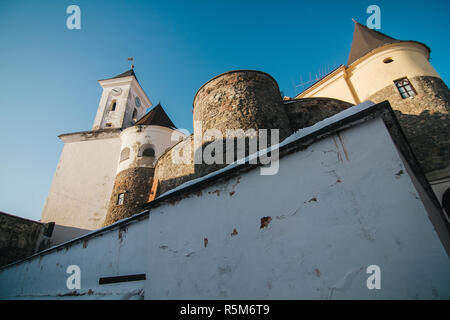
[{"x1": 99, "y1": 274, "x2": 146, "y2": 285}]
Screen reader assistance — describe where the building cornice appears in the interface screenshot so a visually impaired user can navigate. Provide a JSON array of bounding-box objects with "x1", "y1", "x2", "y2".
[{"x1": 58, "y1": 128, "x2": 122, "y2": 143}]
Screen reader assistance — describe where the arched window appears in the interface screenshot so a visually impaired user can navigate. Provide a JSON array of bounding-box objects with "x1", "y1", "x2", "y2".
[
  {"x1": 117, "y1": 193, "x2": 125, "y2": 205},
  {"x1": 132, "y1": 109, "x2": 138, "y2": 122},
  {"x1": 120, "y1": 148, "x2": 130, "y2": 162},
  {"x1": 111, "y1": 100, "x2": 117, "y2": 111},
  {"x1": 138, "y1": 144, "x2": 155, "y2": 158},
  {"x1": 142, "y1": 148, "x2": 155, "y2": 157}
]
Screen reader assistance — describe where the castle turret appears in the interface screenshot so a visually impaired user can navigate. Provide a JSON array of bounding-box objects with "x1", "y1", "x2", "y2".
[
  {"x1": 295, "y1": 22, "x2": 450, "y2": 205},
  {"x1": 103, "y1": 104, "x2": 186, "y2": 226},
  {"x1": 151, "y1": 70, "x2": 352, "y2": 198},
  {"x1": 150, "y1": 70, "x2": 293, "y2": 197},
  {"x1": 193, "y1": 70, "x2": 293, "y2": 142}
]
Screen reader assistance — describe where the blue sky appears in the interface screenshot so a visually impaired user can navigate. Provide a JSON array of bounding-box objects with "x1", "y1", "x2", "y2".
[{"x1": 1, "y1": 0, "x2": 449, "y2": 221}]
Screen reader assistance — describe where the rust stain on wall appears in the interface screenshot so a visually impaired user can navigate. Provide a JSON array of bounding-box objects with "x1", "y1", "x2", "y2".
[
  {"x1": 194, "y1": 190, "x2": 203, "y2": 197},
  {"x1": 332, "y1": 137, "x2": 344, "y2": 163},
  {"x1": 208, "y1": 189, "x2": 221, "y2": 196},
  {"x1": 260, "y1": 217, "x2": 272, "y2": 229},
  {"x1": 337, "y1": 133, "x2": 349, "y2": 162},
  {"x1": 118, "y1": 226, "x2": 128, "y2": 242}
]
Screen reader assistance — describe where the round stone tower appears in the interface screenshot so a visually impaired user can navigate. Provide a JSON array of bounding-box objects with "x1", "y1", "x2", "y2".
[
  {"x1": 103, "y1": 121, "x2": 185, "y2": 226},
  {"x1": 193, "y1": 70, "x2": 292, "y2": 141},
  {"x1": 152, "y1": 70, "x2": 293, "y2": 197}
]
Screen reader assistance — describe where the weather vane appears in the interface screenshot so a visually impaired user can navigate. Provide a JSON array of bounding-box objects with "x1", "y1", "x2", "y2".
[{"x1": 128, "y1": 57, "x2": 134, "y2": 69}]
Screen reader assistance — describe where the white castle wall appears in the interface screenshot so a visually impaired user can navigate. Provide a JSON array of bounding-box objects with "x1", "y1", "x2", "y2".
[
  {"x1": 3, "y1": 113, "x2": 448, "y2": 299},
  {"x1": 0, "y1": 216, "x2": 148, "y2": 299},
  {"x1": 41, "y1": 130, "x2": 122, "y2": 236},
  {"x1": 117, "y1": 125, "x2": 186, "y2": 173},
  {"x1": 145, "y1": 118, "x2": 450, "y2": 299}
]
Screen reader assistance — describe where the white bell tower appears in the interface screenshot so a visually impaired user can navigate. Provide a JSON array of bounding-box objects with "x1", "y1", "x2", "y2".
[{"x1": 92, "y1": 68, "x2": 152, "y2": 130}]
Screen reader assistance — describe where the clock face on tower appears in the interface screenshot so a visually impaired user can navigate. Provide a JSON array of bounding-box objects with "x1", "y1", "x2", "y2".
[
  {"x1": 135, "y1": 96, "x2": 141, "y2": 107},
  {"x1": 111, "y1": 87, "x2": 122, "y2": 96}
]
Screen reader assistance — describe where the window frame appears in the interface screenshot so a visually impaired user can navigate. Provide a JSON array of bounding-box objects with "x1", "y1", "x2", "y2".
[
  {"x1": 117, "y1": 193, "x2": 125, "y2": 205},
  {"x1": 394, "y1": 78, "x2": 417, "y2": 99}
]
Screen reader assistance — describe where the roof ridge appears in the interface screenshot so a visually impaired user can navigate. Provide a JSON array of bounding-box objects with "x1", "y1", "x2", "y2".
[
  {"x1": 134, "y1": 103, "x2": 176, "y2": 129},
  {"x1": 111, "y1": 68, "x2": 138, "y2": 82}
]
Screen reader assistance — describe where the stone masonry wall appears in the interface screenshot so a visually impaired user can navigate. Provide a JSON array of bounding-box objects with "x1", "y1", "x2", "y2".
[
  {"x1": 153, "y1": 135, "x2": 196, "y2": 197},
  {"x1": 103, "y1": 167, "x2": 155, "y2": 226},
  {"x1": 193, "y1": 70, "x2": 293, "y2": 141},
  {"x1": 153, "y1": 71, "x2": 294, "y2": 197},
  {"x1": 152, "y1": 72, "x2": 357, "y2": 198},
  {"x1": 0, "y1": 212, "x2": 53, "y2": 267},
  {"x1": 284, "y1": 97, "x2": 353, "y2": 131},
  {"x1": 368, "y1": 76, "x2": 450, "y2": 174},
  {"x1": 152, "y1": 72, "x2": 449, "y2": 200}
]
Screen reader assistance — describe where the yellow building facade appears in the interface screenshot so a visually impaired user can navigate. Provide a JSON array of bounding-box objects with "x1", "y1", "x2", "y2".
[{"x1": 294, "y1": 22, "x2": 450, "y2": 208}]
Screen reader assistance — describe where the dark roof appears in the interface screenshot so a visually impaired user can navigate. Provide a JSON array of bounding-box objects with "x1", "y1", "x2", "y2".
[
  {"x1": 347, "y1": 22, "x2": 430, "y2": 65},
  {"x1": 111, "y1": 68, "x2": 138, "y2": 82},
  {"x1": 134, "y1": 103, "x2": 176, "y2": 129}
]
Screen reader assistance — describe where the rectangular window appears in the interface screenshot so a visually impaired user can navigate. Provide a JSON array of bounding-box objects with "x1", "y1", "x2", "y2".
[
  {"x1": 394, "y1": 78, "x2": 416, "y2": 99},
  {"x1": 117, "y1": 193, "x2": 125, "y2": 205}
]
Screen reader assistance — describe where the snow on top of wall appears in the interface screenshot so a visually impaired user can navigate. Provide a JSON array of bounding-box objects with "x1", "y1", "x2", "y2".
[{"x1": 158, "y1": 101, "x2": 376, "y2": 198}]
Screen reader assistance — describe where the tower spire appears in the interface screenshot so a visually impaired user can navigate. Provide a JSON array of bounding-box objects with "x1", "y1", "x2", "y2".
[
  {"x1": 347, "y1": 22, "x2": 430, "y2": 66},
  {"x1": 347, "y1": 22, "x2": 401, "y2": 65}
]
